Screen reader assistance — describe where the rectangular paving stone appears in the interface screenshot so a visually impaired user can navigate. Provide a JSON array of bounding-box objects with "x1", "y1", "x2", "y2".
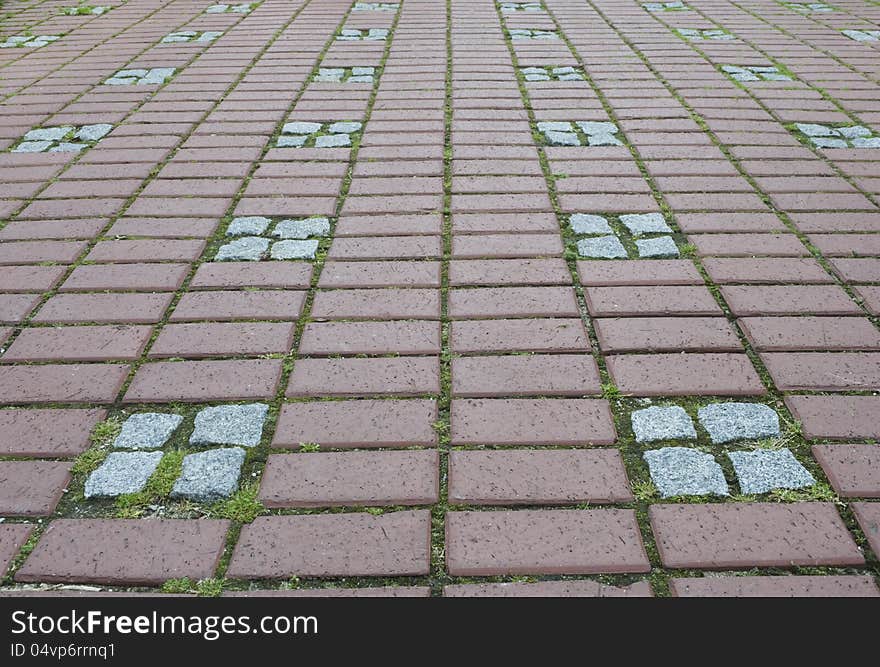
[
  {"x1": 15, "y1": 519, "x2": 230, "y2": 585},
  {"x1": 578, "y1": 259, "x2": 703, "y2": 286},
  {"x1": 451, "y1": 398, "x2": 616, "y2": 446},
  {"x1": 449, "y1": 287, "x2": 579, "y2": 319},
  {"x1": 60, "y1": 263, "x2": 189, "y2": 292},
  {"x1": 318, "y1": 261, "x2": 441, "y2": 288},
  {"x1": 0, "y1": 408, "x2": 105, "y2": 456},
  {"x1": 0, "y1": 294, "x2": 41, "y2": 324},
  {"x1": 171, "y1": 291, "x2": 306, "y2": 321},
  {"x1": 444, "y1": 580, "x2": 653, "y2": 597},
  {"x1": 0, "y1": 364, "x2": 129, "y2": 404},
  {"x1": 762, "y1": 352, "x2": 880, "y2": 390},
  {"x1": 190, "y1": 262, "x2": 313, "y2": 289},
  {"x1": 650, "y1": 503, "x2": 863, "y2": 569},
  {"x1": 287, "y1": 356, "x2": 440, "y2": 396},
  {"x1": 259, "y1": 450, "x2": 439, "y2": 508},
  {"x1": 595, "y1": 317, "x2": 742, "y2": 353},
  {"x1": 449, "y1": 449, "x2": 632, "y2": 505},
  {"x1": 813, "y1": 445, "x2": 880, "y2": 498},
  {"x1": 851, "y1": 502, "x2": 880, "y2": 560},
  {"x1": 450, "y1": 258, "x2": 571, "y2": 286},
  {"x1": 670, "y1": 575, "x2": 879, "y2": 597},
  {"x1": 690, "y1": 233, "x2": 809, "y2": 257},
  {"x1": 739, "y1": 317, "x2": 880, "y2": 351},
  {"x1": 786, "y1": 395, "x2": 880, "y2": 440},
  {"x1": 703, "y1": 258, "x2": 833, "y2": 284},
  {"x1": 2, "y1": 325, "x2": 152, "y2": 362},
  {"x1": 0, "y1": 461, "x2": 71, "y2": 516},
  {"x1": 226, "y1": 511, "x2": 431, "y2": 578},
  {"x1": 124, "y1": 360, "x2": 282, "y2": 402},
  {"x1": 451, "y1": 354, "x2": 601, "y2": 396},
  {"x1": 0, "y1": 524, "x2": 34, "y2": 575},
  {"x1": 149, "y1": 322, "x2": 295, "y2": 358},
  {"x1": 310, "y1": 288, "x2": 440, "y2": 320},
  {"x1": 584, "y1": 286, "x2": 722, "y2": 317},
  {"x1": 298, "y1": 320, "x2": 440, "y2": 356},
  {"x1": 446, "y1": 509, "x2": 650, "y2": 575},
  {"x1": 607, "y1": 354, "x2": 765, "y2": 396},
  {"x1": 33, "y1": 293, "x2": 173, "y2": 324},
  {"x1": 272, "y1": 399, "x2": 437, "y2": 449},
  {"x1": 721, "y1": 286, "x2": 862, "y2": 316},
  {"x1": 828, "y1": 258, "x2": 880, "y2": 283},
  {"x1": 450, "y1": 318, "x2": 589, "y2": 353},
  {"x1": 0, "y1": 265, "x2": 66, "y2": 292},
  {"x1": 0, "y1": 241, "x2": 86, "y2": 265}
]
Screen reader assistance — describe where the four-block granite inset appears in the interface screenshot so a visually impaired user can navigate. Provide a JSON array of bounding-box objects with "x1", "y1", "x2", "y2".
[
  {"x1": 676, "y1": 28, "x2": 736, "y2": 41},
  {"x1": 538, "y1": 120, "x2": 623, "y2": 147},
  {"x1": 103, "y1": 68, "x2": 176, "y2": 86},
  {"x1": 10, "y1": 124, "x2": 113, "y2": 153},
  {"x1": 161, "y1": 31, "x2": 224, "y2": 44},
  {"x1": 216, "y1": 215, "x2": 330, "y2": 260},
  {"x1": 572, "y1": 212, "x2": 680, "y2": 259},
  {"x1": 314, "y1": 67, "x2": 376, "y2": 83},
  {"x1": 276, "y1": 121, "x2": 363, "y2": 148},
  {"x1": 722, "y1": 65, "x2": 792, "y2": 82},
  {"x1": 633, "y1": 402, "x2": 817, "y2": 498},
  {"x1": 0, "y1": 35, "x2": 61, "y2": 49},
  {"x1": 84, "y1": 405, "x2": 268, "y2": 503},
  {"x1": 521, "y1": 66, "x2": 584, "y2": 81},
  {"x1": 794, "y1": 123, "x2": 880, "y2": 149}
]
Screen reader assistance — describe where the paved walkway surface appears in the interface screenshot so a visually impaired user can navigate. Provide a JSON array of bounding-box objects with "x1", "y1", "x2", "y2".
[{"x1": 0, "y1": 0, "x2": 878, "y2": 597}]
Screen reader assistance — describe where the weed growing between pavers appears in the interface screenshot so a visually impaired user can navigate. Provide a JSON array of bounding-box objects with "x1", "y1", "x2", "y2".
[
  {"x1": 10, "y1": 123, "x2": 113, "y2": 153},
  {"x1": 161, "y1": 30, "x2": 223, "y2": 44}
]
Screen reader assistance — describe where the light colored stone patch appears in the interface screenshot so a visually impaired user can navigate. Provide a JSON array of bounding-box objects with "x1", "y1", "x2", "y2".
[
  {"x1": 24, "y1": 127, "x2": 73, "y2": 141},
  {"x1": 842, "y1": 29, "x2": 880, "y2": 42},
  {"x1": 337, "y1": 28, "x2": 389, "y2": 41},
  {"x1": 315, "y1": 67, "x2": 375, "y2": 83},
  {"x1": 328, "y1": 121, "x2": 362, "y2": 134},
  {"x1": 75, "y1": 124, "x2": 113, "y2": 141},
  {"x1": 644, "y1": 447, "x2": 729, "y2": 498},
  {"x1": 642, "y1": 1, "x2": 688, "y2": 12},
  {"x1": 544, "y1": 130, "x2": 579, "y2": 146},
  {"x1": 12, "y1": 141, "x2": 53, "y2": 153},
  {"x1": 283, "y1": 121, "x2": 322, "y2": 134},
  {"x1": 277, "y1": 121, "x2": 361, "y2": 148},
  {"x1": 190, "y1": 404, "x2": 269, "y2": 448},
  {"x1": 170, "y1": 447, "x2": 246, "y2": 502},
  {"x1": 697, "y1": 402, "x2": 781, "y2": 444},
  {"x1": 577, "y1": 121, "x2": 618, "y2": 135},
  {"x1": 722, "y1": 64, "x2": 791, "y2": 82},
  {"x1": 785, "y1": 2, "x2": 834, "y2": 12},
  {"x1": 85, "y1": 451, "x2": 163, "y2": 498},
  {"x1": 12, "y1": 124, "x2": 112, "y2": 153},
  {"x1": 577, "y1": 236, "x2": 627, "y2": 259},
  {"x1": 570, "y1": 213, "x2": 612, "y2": 235},
  {"x1": 509, "y1": 29, "x2": 558, "y2": 39},
  {"x1": 619, "y1": 212, "x2": 671, "y2": 235},
  {"x1": 636, "y1": 236, "x2": 679, "y2": 258},
  {"x1": 215, "y1": 237, "x2": 270, "y2": 261},
  {"x1": 727, "y1": 449, "x2": 816, "y2": 495},
  {"x1": 49, "y1": 142, "x2": 87, "y2": 152},
  {"x1": 273, "y1": 217, "x2": 330, "y2": 239},
  {"x1": 206, "y1": 3, "x2": 256, "y2": 13},
  {"x1": 114, "y1": 413, "x2": 183, "y2": 449},
  {"x1": 677, "y1": 28, "x2": 735, "y2": 40},
  {"x1": 795, "y1": 123, "x2": 880, "y2": 148},
  {"x1": 104, "y1": 67, "x2": 175, "y2": 86},
  {"x1": 276, "y1": 135, "x2": 308, "y2": 148},
  {"x1": 353, "y1": 2, "x2": 399, "y2": 10},
  {"x1": 161, "y1": 31, "x2": 223, "y2": 43},
  {"x1": 315, "y1": 134, "x2": 351, "y2": 148},
  {"x1": 500, "y1": 2, "x2": 544, "y2": 13},
  {"x1": 63, "y1": 5, "x2": 110, "y2": 15},
  {"x1": 537, "y1": 121, "x2": 573, "y2": 133},
  {"x1": 227, "y1": 216, "x2": 271, "y2": 236},
  {"x1": 270, "y1": 239, "x2": 319, "y2": 260},
  {"x1": 587, "y1": 133, "x2": 622, "y2": 146},
  {"x1": 631, "y1": 406, "x2": 697, "y2": 443},
  {"x1": 0, "y1": 35, "x2": 60, "y2": 48}
]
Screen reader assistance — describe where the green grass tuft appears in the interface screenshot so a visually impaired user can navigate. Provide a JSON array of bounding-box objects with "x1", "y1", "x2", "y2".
[{"x1": 211, "y1": 482, "x2": 264, "y2": 523}]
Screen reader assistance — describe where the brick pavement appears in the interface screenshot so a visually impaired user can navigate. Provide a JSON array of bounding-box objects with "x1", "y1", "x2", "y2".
[{"x1": 0, "y1": 0, "x2": 877, "y2": 597}]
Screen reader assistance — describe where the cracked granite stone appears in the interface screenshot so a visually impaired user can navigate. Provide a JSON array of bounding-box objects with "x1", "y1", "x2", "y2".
[
  {"x1": 270, "y1": 239, "x2": 319, "y2": 260},
  {"x1": 637, "y1": 236, "x2": 679, "y2": 258},
  {"x1": 644, "y1": 447, "x2": 729, "y2": 497},
  {"x1": 697, "y1": 402, "x2": 781, "y2": 444},
  {"x1": 727, "y1": 448, "x2": 816, "y2": 494},
  {"x1": 577, "y1": 236, "x2": 627, "y2": 259},
  {"x1": 215, "y1": 237, "x2": 270, "y2": 261},
  {"x1": 85, "y1": 451, "x2": 163, "y2": 498},
  {"x1": 631, "y1": 406, "x2": 697, "y2": 443},
  {"x1": 272, "y1": 217, "x2": 331, "y2": 239},
  {"x1": 190, "y1": 404, "x2": 269, "y2": 447},
  {"x1": 114, "y1": 413, "x2": 183, "y2": 450},
  {"x1": 620, "y1": 212, "x2": 672, "y2": 235},
  {"x1": 227, "y1": 216, "x2": 271, "y2": 236},
  {"x1": 171, "y1": 447, "x2": 246, "y2": 502},
  {"x1": 570, "y1": 213, "x2": 612, "y2": 235}
]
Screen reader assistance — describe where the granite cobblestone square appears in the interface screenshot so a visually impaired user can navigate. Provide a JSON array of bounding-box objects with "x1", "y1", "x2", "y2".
[{"x1": 11, "y1": 124, "x2": 113, "y2": 153}]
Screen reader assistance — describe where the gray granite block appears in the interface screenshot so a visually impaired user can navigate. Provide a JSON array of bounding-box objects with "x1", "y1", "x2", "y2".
[
  {"x1": 85, "y1": 451, "x2": 163, "y2": 498},
  {"x1": 215, "y1": 236, "x2": 269, "y2": 261},
  {"x1": 697, "y1": 402, "x2": 781, "y2": 444},
  {"x1": 114, "y1": 413, "x2": 183, "y2": 449},
  {"x1": 620, "y1": 212, "x2": 671, "y2": 235},
  {"x1": 12, "y1": 141, "x2": 52, "y2": 153},
  {"x1": 227, "y1": 216, "x2": 271, "y2": 236},
  {"x1": 811, "y1": 137, "x2": 848, "y2": 149},
  {"x1": 631, "y1": 405, "x2": 697, "y2": 443},
  {"x1": 544, "y1": 130, "x2": 580, "y2": 146},
  {"x1": 270, "y1": 239, "x2": 319, "y2": 260},
  {"x1": 576, "y1": 121, "x2": 618, "y2": 135},
  {"x1": 170, "y1": 447, "x2": 246, "y2": 503},
  {"x1": 272, "y1": 217, "x2": 330, "y2": 239},
  {"x1": 282, "y1": 121, "x2": 322, "y2": 134},
  {"x1": 637, "y1": 236, "x2": 679, "y2": 258},
  {"x1": 577, "y1": 235, "x2": 627, "y2": 258},
  {"x1": 727, "y1": 448, "x2": 816, "y2": 495},
  {"x1": 587, "y1": 133, "x2": 622, "y2": 146},
  {"x1": 315, "y1": 133, "x2": 351, "y2": 148},
  {"x1": 643, "y1": 447, "x2": 729, "y2": 497},
  {"x1": 852, "y1": 137, "x2": 880, "y2": 148},
  {"x1": 190, "y1": 404, "x2": 269, "y2": 447},
  {"x1": 327, "y1": 121, "x2": 362, "y2": 134},
  {"x1": 570, "y1": 213, "x2": 612, "y2": 235},
  {"x1": 837, "y1": 125, "x2": 872, "y2": 139},
  {"x1": 24, "y1": 127, "x2": 72, "y2": 141},
  {"x1": 276, "y1": 134, "x2": 308, "y2": 147},
  {"x1": 796, "y1": 123, "x2": 835, "y2": 137},
  {"x1": 537, "y1": 121, "x2": 572, "y2": 133},
  {"x1": 75, "y1": 124, "x2": 113, "y2": 141}
]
